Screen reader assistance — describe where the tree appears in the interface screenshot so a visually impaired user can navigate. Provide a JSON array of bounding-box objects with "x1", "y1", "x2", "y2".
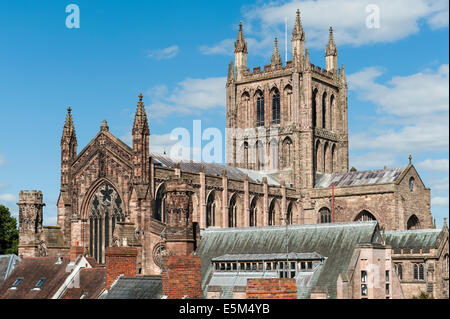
[{"x1": 0, "y1": 205, "x2": 19, "y2": 255}]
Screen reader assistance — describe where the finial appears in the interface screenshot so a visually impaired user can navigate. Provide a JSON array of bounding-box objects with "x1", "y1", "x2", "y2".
[
  {"x1": 67, "y1": 106, "x2": 72, "y2": 114},
  {"x1": 409, "y1": 154, "x2": 412, "y2": 164},
  {"x1": 100, "y1": 120, "x2": 109, "y2": 132},
  {"x1": 329, "y1": 26, "x2": 333, "y2": 33},
  {"x1": 296, "y1": 9, "x2": 300, "y2": 16},
  {"x1": 239, "y1": 21, "x2": 243, "y2": 30},
  {"x1": 444, "y1": 217, "x2": 447, "y2": 228},
  {"x1": 139, "y1": 93, "x2": 143, "y2": 102}
]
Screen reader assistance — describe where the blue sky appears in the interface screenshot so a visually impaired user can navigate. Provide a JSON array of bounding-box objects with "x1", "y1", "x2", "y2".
[{"x1": 0, "y1": 0, "x2": 448, "y2": 227}]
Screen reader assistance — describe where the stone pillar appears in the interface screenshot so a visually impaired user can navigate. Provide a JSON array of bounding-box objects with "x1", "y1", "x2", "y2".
[
  {"x1": 199, "y1": 166, "x2": 206, "y2": 229},
  {"x1": 281, "y1": 180, "x2": 286, "y2": 224},
  {"x1": 222, "y1": 171, "x2": 228, "y2": 228},
  {"x1": 263, "y1": 178, "x2": 268, "y2": 226},
  {"x1": 244, "y1": 174, "x2": 249, "y2": 227},
  {"x1": 17, "y1": 190, "x2": 45, "y2": 258}
]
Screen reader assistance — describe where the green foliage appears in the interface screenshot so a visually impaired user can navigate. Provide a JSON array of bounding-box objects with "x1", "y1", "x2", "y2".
[
  {"x1": 0, "y1": 205, "x2": 19, "y2": 255},
  {"x1": 412, "y1": 291, "x2": 432, "y2": 299}
]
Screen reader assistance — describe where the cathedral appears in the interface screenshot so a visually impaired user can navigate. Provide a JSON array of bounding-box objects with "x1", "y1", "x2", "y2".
[{"x1": 16, "y1": 10, "x2": 447, "y2": 298}]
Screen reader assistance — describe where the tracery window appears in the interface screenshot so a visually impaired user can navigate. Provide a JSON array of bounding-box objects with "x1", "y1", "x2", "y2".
[
  {"x1": 319, "y1": 207, "x2": 331, "y2": 223},
  {"x1": 88, "y1": 183, "x2": 124, "y2": 264},
  {"x1": 354, "y1": 210, "x2": 377, "y2": 222},
  {"x1": 250, "y1": 197, "x2": 258, "y2": 227},
  {"x1": 256, "y1": 93, "x2": 265, "y2": 127},
  {"x1": 229, "y1": 195, "x2": 238, "y2": 227},
  {"x1": 272, "y1": 91, "x2": 280, "y2": 124},
  {"x1": 414, "y1": 263, "x2": 425, "y2": 281}
]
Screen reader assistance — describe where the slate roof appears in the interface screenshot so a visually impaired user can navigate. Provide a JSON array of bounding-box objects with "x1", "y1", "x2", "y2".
[
  {"x1": 102, "y1": 276, "x2": 162, "y2": 299},
  {"x1": 385, "y1": 228, "x2": 443, "y2": 250},
  {"x1": 196, "y1": 221, "x2": 380, "y2": 299},
  {"x1": 62, "y1": 267, "x2": 106, "y2": 299},
  {"x1": 151, "y1": 152, "x2": 280, "y2": 186},
  {"x1": 212, "y1": 252, "x2": 324, "y2": 262},
  {"x1": 314, "y1": 167, "x2": 405, "y2": 188},
  {"x1": 0, "y1": 255, "x2": 21, "y2": 285},
  {"x1": 0, "y1": 256, "x2": 71, "y2": 299}
]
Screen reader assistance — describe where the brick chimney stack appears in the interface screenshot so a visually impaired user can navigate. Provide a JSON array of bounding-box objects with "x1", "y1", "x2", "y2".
[
  {"x1": 161, "y1": 254, "x2": 202, "y2": 299},
  {"x1": 105, "y1": 247, "x2": 138, "y2": 289},
  {"x1": 69, "y1": 246, "x2": 84, "y2": 263}
]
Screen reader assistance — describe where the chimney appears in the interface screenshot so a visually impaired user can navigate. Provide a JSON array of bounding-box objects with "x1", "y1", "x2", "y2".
[
  {"x1": 70, "y1": 246, "x2": 84, "y2": 263},
  {"x1": 105, "y1": 247, "x2": 138, "y2": 290},
  {"x1": 161, "y1": 254, "x2": 202, "y2": 299}
]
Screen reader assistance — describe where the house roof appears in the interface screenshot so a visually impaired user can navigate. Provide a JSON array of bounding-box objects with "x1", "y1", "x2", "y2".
[
  {"x1": 385, "y1": 228, "x2": 443, "y2": 250},
  {"x1": 0, "y1": 255, "x2": 71, "y2": 299},
  {"x1": 314, "y1": 168, "x2": 405, "y2": 188},
  {"x1": 102, "y1": 276, "x2": 162, "y2": 299},
  {"x1": 61, "y1": 267, "x2": 106, "y2": 299},
  {"x1": 0, "y1": 255, "x2": 21, "y2": 285},
  {"x1": 196, "y1": 221, "x2": 380, "y2": 299},
  {"x1": 151, "y1": 152, "x2": 280, "y2": 186}
]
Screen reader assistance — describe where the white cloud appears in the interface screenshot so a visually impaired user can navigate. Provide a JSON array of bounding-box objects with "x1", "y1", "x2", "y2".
[
  {"x1": 348, "y1": 64, "x2": 449, "y2": 154},
  {"x1": 0, "y1": 193, "x2": 17, "y2": 203},
  {"x1": 348, "y1": 64, "x2": 449, "y2": 117},
  {"x1": 201, "y1": 0, "x2": 449, "y2": 56},
  {"x1": 349, "y1": 152, "x2": 395, "y2": 170},
  {"x1": 147, "y1": 45, "x2": 180, "y2": 60},
  {"x1": 146, "y1": 77, "x2": 226, "y2": 118},
  {"x1": 417, "y1": 159, "x2": 449, "y2": 173},
  {"x1": 431, "y1": 196, "x2": 449, "y2": 207}
]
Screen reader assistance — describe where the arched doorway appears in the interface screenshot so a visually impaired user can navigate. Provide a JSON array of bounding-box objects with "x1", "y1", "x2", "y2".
[{"x1": 407, "y1": 215, "x2": 420, "y2": 230}]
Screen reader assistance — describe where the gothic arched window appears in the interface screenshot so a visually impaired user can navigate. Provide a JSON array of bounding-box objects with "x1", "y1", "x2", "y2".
[
  {"x1": 407, "y1": 214, "x2": 420, "y2": 230},
  {"x1": 155, "y1": 185, "x2": 166, "y2": 223},
  {"x1": 256, "y1": 92, "x2": 265, "y2": 127},
  {"x1": 270, "y1": 139, "x2": 279, "y2": 170},
  {"x1": 409, "y1": 177, "x2": 415, "y2": 192},
  {"x1": 229, "y1": 195, "x2": 238, "y2": 227},
  {"x1": 354, "y1": 210, "x2": 377, "y2": 222},
  {"x1": 286, "y1": 202, "x2": 293, "y2": 225},
  {"x1": 272, "y1": 90, "x2": 280, "y2": 124},
  {"x1": 322, "y1": 92, "x2": 327, "y2": 129},
  {"x1": 330, "y1": 95, "x2": 335, "y2": 131},
  {"x1": 256, "y1": 141, "x2": 265, "y2": 171},
  {"x1": 319, "y1": 207, "x2": 331, "y2": 223},
  {"x1": 268, "y1": 200, "x2": 277, "y2": 226},
  {"x1": 250, "y1": 197, "x2": 258, "y2": 227},
  {"x1": 312, "y1": 89, "x2": 318, "y2": 128},
  {"x1": 206, "y1": 192, "x2": 216, "y2": 227},
  {"x1": 88, "y1": 183, "x2": 124, "y2": 264}
]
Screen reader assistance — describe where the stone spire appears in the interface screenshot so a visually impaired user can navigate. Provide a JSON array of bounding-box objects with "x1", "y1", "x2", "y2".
[
  {"x1": 339, "y1": 64, "x2": 346, "y2": 85},
  {"x1": 291, "y1": 9, "x2": 305, "y2": 59},
  {"x1": 234, "y1": 22, "x2": 248, "y2": 81},
  {"x1": 325, "y1": 27, "x2": 338, "y2": 71},
  {"x1": 234, "y1": 22, "x2": 247, "y2": 54},
  {"x1": 132, "y1": 93, "x2": 149, "y2": 135},
  {"x1": 61, "y1": 107, "x2": 76, "y2": 144},
  {"x1": 132, "y1": 93, "x2": 150, "y2": 186},
  {"x1": 271, "y1": 38, "x2": 282, "y2": 66},
  {"x1": 291, "y1": 9, "x2": 305, "y2": 42}
]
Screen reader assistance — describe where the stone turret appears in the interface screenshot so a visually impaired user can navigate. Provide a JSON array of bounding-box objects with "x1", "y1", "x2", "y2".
[
  {"x1": 17, "y1": 190, "x2": 45, "y2": 257},
  {"x1": 234, "y1": 22, "x2": 248, "y2": 81},
  {"x1": 60, "y1": 107, "x2": 77, "y2": 191}
]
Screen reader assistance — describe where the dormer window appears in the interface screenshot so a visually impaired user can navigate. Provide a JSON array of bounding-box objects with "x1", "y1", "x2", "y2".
[
  {"x1": 34, "y1": 278, "x2": 46, "y2": 289},
  {"x1": 11, "y1": 278, "x2": 23, "y2": 288}
]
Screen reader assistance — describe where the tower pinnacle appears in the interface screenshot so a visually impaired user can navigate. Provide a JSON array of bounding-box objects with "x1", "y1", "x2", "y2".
[
  {"x1": 132, "y1": 93, "x2": 149, "y2": 135},
  {"x1": 271, "y1": 38, "x2": 282, "y2": 66},
  {"x1": 326, "y1": 27, "x2": 338, "y2": 72}
]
